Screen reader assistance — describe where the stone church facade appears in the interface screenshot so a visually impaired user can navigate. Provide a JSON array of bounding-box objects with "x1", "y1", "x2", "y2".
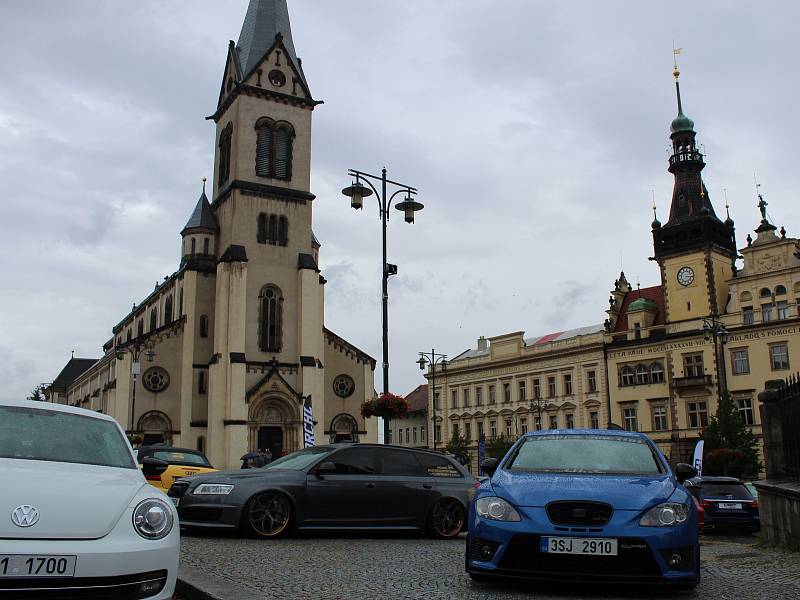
[{"x1": 47, "y1": 0, "x2": 378, "y2": 469}]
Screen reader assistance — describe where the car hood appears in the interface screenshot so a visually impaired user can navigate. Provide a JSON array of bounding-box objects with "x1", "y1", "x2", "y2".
[
  {"x1": 0, "y1": 458, "x2": 147, "y2": 540},
  {"x1": 490, "y1": 469, "x2": 677, "y2": 510}
]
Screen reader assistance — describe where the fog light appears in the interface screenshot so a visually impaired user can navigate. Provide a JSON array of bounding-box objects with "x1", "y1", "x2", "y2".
[
  {"x1": 668, "y1": 553, "x2": 683, "y2": 569},
  {"x1": 480, "y1": 544, "x2": 494, "y2": 560},
  {"x1": 137, "y1": 578, "x2": 165, "y2": 598}
]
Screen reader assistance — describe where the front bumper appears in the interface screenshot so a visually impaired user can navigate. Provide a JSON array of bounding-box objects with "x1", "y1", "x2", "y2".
[
  {"x1": 170, "y1": 484, "x2": 243, "y2": 530},
  {"x1": 466, "y1": 505, "x2": 699, "y2": 585},
  {"x1": 0, "y1": 508, "x2": 178, "y2": 599}
]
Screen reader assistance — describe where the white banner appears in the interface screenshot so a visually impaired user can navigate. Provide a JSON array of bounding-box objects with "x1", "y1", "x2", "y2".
[{"x1": 692, "y1": 440, "x2": 704, "y2": 477}]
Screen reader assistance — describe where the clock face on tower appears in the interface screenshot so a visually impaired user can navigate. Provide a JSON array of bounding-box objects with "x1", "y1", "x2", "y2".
[{"x1": 677, "y1": 266, "x2": 695, "y2": 286}]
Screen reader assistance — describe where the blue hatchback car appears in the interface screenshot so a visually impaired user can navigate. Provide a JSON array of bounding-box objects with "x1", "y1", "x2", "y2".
[{"x1": 466, "y1": 430, "x2": 699, "y2": 588}]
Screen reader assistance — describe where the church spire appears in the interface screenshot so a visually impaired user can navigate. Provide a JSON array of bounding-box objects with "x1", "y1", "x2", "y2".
[{"x1": 236, "y1": 0, "x2": 300, "y2": 79}]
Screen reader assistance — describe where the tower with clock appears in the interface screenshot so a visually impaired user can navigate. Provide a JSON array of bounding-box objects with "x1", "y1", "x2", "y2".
[{"x1": 651, "y1": 64, "x2": 737, "y2": 323}]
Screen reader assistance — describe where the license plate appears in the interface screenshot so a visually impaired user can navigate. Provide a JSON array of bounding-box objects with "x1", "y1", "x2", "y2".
[
  {"x1": 170, "y1": 497, "x2": 180, "y2": 507},
  {"x1": 718, "y1": 502, "x2": 742, "y2": 510},
  {"x1": 540, "y1": 537, "x2": 618, "y2": 556},
  {"x1": 0, "y1": 555, "x2": 76, "y2": 578}
]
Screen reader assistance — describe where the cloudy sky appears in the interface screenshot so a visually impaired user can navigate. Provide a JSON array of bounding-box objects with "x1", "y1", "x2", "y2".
[{"x1": 1, "y1": 1, "x2": 799, "y2": 402}]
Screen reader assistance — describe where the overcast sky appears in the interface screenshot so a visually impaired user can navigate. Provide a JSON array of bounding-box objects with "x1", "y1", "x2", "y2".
[{"x1": 1, "y1": 1, "x2": 799, "y2": 402}]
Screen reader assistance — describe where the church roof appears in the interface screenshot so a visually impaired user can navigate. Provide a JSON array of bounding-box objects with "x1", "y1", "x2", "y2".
[
  {"x1": 49, "y1": 357, "x2": 98, "y2": 394},
  {"x1": 612, "y1": 285, "x2": 665, "y2": 333},
  {"x1": 181, "y1": 189, "x2": 218, "y2": 234}
]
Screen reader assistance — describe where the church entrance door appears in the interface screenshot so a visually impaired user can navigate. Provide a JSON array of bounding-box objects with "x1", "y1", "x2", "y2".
[{"x1": 258, "y1": 426, "x2": 283, "y2": 459}]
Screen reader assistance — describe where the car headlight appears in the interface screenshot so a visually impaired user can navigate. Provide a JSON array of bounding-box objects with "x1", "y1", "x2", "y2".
[
  {"x1": 193, "y1": 483, "x2": 234, "y2": 495},
  {"x1": 639, "y1": 502, "x2": 689, "y2": 527},
  {"x1": 476, "y1": 496, "x2": 521, "y2": 522},
  {"x1": 132, "y1": 498, "x2": 174, "y2": 540}
]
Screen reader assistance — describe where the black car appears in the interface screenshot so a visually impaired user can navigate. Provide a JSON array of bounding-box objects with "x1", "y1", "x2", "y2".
[
  {"x1": 685, "y1": 476, "x2": 759, "y2": 533},
  {"x1": 168, "y1": 444, "x2": 477, "y2": 539}
]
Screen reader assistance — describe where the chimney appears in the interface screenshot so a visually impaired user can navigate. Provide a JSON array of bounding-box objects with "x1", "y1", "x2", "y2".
[{"x1": 477, "y1": 336, "x2": 488, "y2": 351}]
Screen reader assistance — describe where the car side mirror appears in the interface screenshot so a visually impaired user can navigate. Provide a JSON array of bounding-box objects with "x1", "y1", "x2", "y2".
[
  {"x1": 674, "y1": 463, "x2": 697, "y2": 484},
  {"x1": 481, "y1": 458, "x2": 499, "y2": 477},
  {"x1": 316, "y1": 461, "x2": 336, "y2": 477},
  {"x1": 142, "y1": 456, "x2": 168, "y2": 478}
]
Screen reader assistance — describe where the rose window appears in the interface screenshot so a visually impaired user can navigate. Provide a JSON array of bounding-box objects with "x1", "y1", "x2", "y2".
[{"x1": 142, "y1": 367, "x2": 170, "y2": 393}]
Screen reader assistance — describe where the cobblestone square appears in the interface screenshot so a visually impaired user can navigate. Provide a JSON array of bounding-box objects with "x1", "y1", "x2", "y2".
[{"x1": 180, "y1": 532, "x2": 800, "y2": 599}]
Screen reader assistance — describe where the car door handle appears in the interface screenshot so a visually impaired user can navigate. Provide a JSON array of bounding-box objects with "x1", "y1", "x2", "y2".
[
  {"x1": 365, "y1": 482, "x2": 375, "y2": 489},
  {"x1": 422, "y1": 483, "x2": 433, "y2": 489}
]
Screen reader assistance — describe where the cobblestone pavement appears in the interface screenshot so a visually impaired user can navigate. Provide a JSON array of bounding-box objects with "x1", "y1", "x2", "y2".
[{"x1": 180, "y1": 531, "x2": 800, "y2": 600}]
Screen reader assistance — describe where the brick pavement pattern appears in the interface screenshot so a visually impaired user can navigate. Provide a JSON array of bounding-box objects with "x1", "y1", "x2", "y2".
[{"x1": 180, "y1": 533, "x2": 800, "y2": 600}]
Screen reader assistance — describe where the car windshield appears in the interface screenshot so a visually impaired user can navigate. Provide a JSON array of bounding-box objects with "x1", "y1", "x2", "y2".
[
  {"x1": 506, "y1": 434, "x2": 664, "y2": 475},
  {"x1": 150, "y1": 450, "x2": 211, "y2": 467},
  {"x1": 700, "y1": 482, "x2": 752, "y2": 499},
  {"x1": 0, "y1": 405, "x2": 135, "y2": 469},
  {"x1": 262, "y1": 446, "x2": 333, "y2": 471}
]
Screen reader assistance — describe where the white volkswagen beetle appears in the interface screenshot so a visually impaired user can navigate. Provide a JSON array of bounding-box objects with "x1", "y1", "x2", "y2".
[{"x1": 0, "y1": 399, "x2": 178, "y2": 599}]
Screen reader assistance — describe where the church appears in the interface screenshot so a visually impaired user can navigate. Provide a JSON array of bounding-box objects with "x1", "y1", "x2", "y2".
[{"x1": 46, "y1": 0, "x2": 379, "y2": 469}]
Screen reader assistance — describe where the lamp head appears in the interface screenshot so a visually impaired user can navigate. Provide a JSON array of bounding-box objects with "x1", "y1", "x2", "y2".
[
  {"x1": 395, "y1": 192, "x2": 424, "y2": 224},
  {"x1": 417, "y1": 356, "x2": 427, "y2": 371},
  {"x1": 342, "y1": 181, "x2": 372, "y2": 210}
]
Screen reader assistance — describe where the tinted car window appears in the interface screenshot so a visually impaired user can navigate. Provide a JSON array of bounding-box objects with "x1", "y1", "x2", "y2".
[
  {"x1": 150, "y1": 450, "x2": 211, "y2": 467},
  {"x1": 264, "y1": 446, "x2": 333, "y2": 470},
  {"x1": 329, "y1": 448, "x2": 378, "y2": 475},
  {"x1": 507, "y1": 435, "x2": 663, "y2": 475},
  {"x1": 0, "y1": 406, "x2": 135, "y2": 469},
  {"x1": 700, "y1": 483, "x2": 752, "y2": 500},
  {"x1": 417, "y1": 453, "x2": 463, "y2": 478},
  {"x1": 379, "y1": 448, "x2": 424, "y2": 476}
]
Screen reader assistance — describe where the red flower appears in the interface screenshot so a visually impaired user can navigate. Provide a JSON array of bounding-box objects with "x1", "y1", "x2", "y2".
[{"x1": 360, "y1": 392, "x2": 409, "y2": 419}]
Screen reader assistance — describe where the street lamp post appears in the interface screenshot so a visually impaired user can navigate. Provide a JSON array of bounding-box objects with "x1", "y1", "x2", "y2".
[
  {"x1": 116, "y1": 340, "x2": 156, "y2": 434},
  {"x1": 529, "y1": 392, "x2": 546, "y2": 432},
  {"x1": 702, "y1": 315, "x2": 730, "y2": 445},
  {"x1": 417, "y1": 350, "x2": 447, "y2": 450},
  {"x1": 342, "y1": 168, "x2": 424, "y2": 444}
]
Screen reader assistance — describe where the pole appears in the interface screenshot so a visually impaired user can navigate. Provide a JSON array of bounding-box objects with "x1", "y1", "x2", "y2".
[
  {"x1": 381, "y1": 168, "x2": 390, "y2": 444},
  {"x1": 131, "y1": 373, "x2": 137, "y2": 434},
  {"x1": 431, "y1": 351, "x2": 436, "y2": 451}
]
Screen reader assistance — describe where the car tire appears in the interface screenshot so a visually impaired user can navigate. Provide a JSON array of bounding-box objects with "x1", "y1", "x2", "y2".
[
  {"x1": 241, "y1": 491, "x2": 293, "y2": 538},
  {"x1": 427, "y1": 498, "x2": 466, "y2": 539}
]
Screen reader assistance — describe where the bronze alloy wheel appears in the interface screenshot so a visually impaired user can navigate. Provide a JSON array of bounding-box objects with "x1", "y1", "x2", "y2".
[
  {"x1": 244, "y1": 491, "x2": 292, "y2": 538},
  {"x1": 429, "y1": 498, "x2": 465, "y2": 539}
]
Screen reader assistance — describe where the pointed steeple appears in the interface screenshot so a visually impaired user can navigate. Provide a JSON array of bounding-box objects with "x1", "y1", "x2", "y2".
[
  {"x1": 236, "y1": 0, "x2": 305, "y2": 83},
  {"x1": 182, "y1": 179, "x2": 218, "y2": 235}
]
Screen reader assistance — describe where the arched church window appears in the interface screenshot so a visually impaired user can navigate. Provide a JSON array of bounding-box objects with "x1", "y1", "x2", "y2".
[
  {"x1": 164, "y1": 296, "x2": 173, "y2": 324},
  {"x1": 268, "y1": 214, "x2": 277, "y2": 245},
  {"x1": 199, "y1": 315, "x2": 209, "y2": 338},
  {"x1": 255, "y1": 121, "x2": 273, "y2": 177},
  {"x1": 278, "y1": 216, "x2": 288, "y2": 246},
  {"x1": 150, "y1": 308, "x2": 158, "y2": 331},
  {"x1": 635, "y1": 364, "x2": 649, "y2": 385},
  {"x1": 218, "y1": 122, "x2": 233, "y2": 189},
  {"x1": 126, "y1": 328, "x2": 132, "y2": 342},
  {"x1": 273, "y1": 125, "x2": 293, "y2": 180},
  {"x1": 257, "y1": 213, "x2": 267, "y2": 244},
  {"x1": 259, "y1": 285, "x2": 283, "y2": 352},
  {"x1": 253, "y1": 118, "x2": 294, "y2": 181},
  {"x1": 137, "y1": 319, "x2": 144, "y2": 338}
]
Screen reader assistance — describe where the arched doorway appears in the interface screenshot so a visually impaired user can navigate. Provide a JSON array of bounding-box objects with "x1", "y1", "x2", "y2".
[
  {"x1": 328, "y1": 413, "x2": 359, "y2": 443},
  {"x1": 248, "y1": 395, "x2": 299, "y2": 458},
  {"x1": 137, "y1": 410, "x2": 172, "y2": 446}
]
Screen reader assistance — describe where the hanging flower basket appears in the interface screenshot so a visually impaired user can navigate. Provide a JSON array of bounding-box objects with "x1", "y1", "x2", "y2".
[{"x1": 360, "y1": 392, "x2": 409, "y2": 419}]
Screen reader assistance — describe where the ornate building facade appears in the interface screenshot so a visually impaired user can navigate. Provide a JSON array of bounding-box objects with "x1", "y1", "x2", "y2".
[{"x1": 46, "y1": 0, "x2": 378, "y2": 468}]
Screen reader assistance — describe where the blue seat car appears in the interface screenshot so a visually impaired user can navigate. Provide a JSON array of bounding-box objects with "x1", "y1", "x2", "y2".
[{"x1": 466, "y1": 429, "x2": 699, "y2": 588}]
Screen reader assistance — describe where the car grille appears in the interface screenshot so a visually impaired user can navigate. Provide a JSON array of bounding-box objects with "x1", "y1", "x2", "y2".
[
  {"x1": 167, "y1": 481, "x2": 189, "y2": 499},
  {"x1": 180, "y1": 506, "x2": 223, "y2": 522},
  {"x1": 0, "y1": 569, "x2": 167, "y2": 599},
  {"x1": 546, "y1": 501, "x2": 613, "y2": 526},
  {"x1": 498, "y1": 534, "x2": 661, "y2": 580}
]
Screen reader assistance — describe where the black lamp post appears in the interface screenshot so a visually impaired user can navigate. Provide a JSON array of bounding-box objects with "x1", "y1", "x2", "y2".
[
  {"x1": 529, "y1": 392, "x2": 546, "y2": 432},
  {"x1": 342, "y1": 168, "x2": 423, "y2": 444},
  {"x1": 702, "y1": 316, "x2": 730, "y2": 445},
  {"x1": 417, "y1": 350, "x2": 447, "y2": 450},
  {"x1": 116, "y1": 340, "x2": 156, "y2": 435}
]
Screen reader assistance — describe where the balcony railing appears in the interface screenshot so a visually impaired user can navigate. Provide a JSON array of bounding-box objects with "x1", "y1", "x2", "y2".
[{"x1": 673, "y1": 374, "x2": 713, "y2": 389}]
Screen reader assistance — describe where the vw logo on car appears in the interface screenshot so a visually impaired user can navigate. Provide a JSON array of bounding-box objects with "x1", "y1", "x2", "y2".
[{"x1": 11, "y1": 505, "x2": 39, "y2": 528}]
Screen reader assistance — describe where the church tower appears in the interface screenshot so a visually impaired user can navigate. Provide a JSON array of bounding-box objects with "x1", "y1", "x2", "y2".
[
  {"x1": 205, "y1": 0, "x2": 326, "y2": 468},
  {"x1": 652, "y1": 64, "x2": 737, "y2": 323}
]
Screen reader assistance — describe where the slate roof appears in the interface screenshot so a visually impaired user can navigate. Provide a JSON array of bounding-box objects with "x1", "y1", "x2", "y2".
[
  {"x1": 452, "y1": 324, "x2": 605, "y2": 362},
  {"x1": 404, "y1": 384, "x2": 428, "y2": 413},
  {"x1": 181, "y1": 190, "x2": 218, "y2": 234},
  {"x1": 49, "y1": 357, "x2": 98, "y2": 393},
  {"x1": 612, "y1": 285, "x2": 665, "y2": 333}
]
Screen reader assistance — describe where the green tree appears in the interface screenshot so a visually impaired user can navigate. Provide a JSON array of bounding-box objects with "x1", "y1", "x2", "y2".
[
  {"x1": 486, "y1": 435, "x2": 516, "y2": 460},
  {"x1": 445, "y1": 430, "x2": 471, "y2": 465},
  {"x1": 701, "y1": 393, "x2": 762, "y2": 478},
  {"x1": 27, "y1": 384, "x2": 47, "y2": 402}
]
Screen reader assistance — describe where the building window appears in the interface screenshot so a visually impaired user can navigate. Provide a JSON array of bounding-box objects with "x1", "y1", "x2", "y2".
[
  {"x1": 488, "y1": 385, "x2": 496, "y2": 404},
  {"x1": 190, "y1": 238, "x2": 196, "y2": 255},
  {"x1": 217, "y1": 122, "x2": 232, "y2": 188},
  {"x1": 433, "y1": 391, "x2": 440, "y2": 411},
  {"x1": 652, "y1": 405, "x2": 668, "y2": 431},
  {"x1": 405, "y1": 428, "x2": 410, "y2": 444},
  {"x1": 149, "y1": 308, "x2": 158, "y2": 332},
  {"x1": 451, "y1": 389, "x2": 458, "y2": 409},
  {"x1": 505, "y1": 419, "x2": 513, "y2": 436},
  {"x1": 634, "y1": 323, "x2": 642, "y2": 340},
  {"x1": 255, "y1": 120, "x2": 273, "y2": 177},
  {"x1": 521, "y1": 419, "x2": 528, "y2": 434},
  {"x1": 197, "y1": 371, "x2": 206, "y2": 394},
  {"x1": 534, "y1": 416, "x2": 542, "y2": 430},
  {"x1": 137, "y1": 319, "x2": 144, "y2": 338},
  {"x1": 257, "y1": 213, "x2": 267, "y2": 243},
  {"x1": 635, "y1": 364, "x2": 648, "y2": 385},
  {"x1": 254, "y1": 118, "x2": 293, "y2": 181},
  {"x1": 620, "y1": 366, "x2": 635, "y2": 386},
  {"x1": 421, "y1": 426, "x2": 426, "y2": 442},
  {"x1": 463, "y1": 388, "x2": 471, "y2": 407},
  {"x1": 164, "y1": 296, "x2": 173, "y2": 324},
  {"x1": 435, "y1": 425, "x2": 441, "y2": 443},
  {"x1": 650, "y1": 363, "x2": 664, "y2": 384},
  {"x1": 478, "y1": 422, "x2": 484, "y2": 439},
  {"x1": 737, "y1": 398, "x2": 755, "y2": 425},
  {"x1": 503, "y1": 383, "x2": 511, "y2": 403},
  {"x1": 590, "y1": 411, "x2": 599, "y2": 429},
  {"x1": 197, "y1": 436, "x2": 205, "y2": 453},
  {"x1": 465, "y1": 423, "x2": 471, "y2": 441},
  {"x1": 775, "y1": 284, "x2": 787, "y2": 296},
  {"x1": 564, "y1": 374, "x2": 573, "y2": 395},
  {"x1": 731, "y1": 349, "x2": 750, "y2": 375},
  {"x1": 518, "y1": 381, "x2": 526, "y2": 402},
  {"x1": 742, "y1": 306, "x2": 754, "y2": 325},
  {"x1": 490, "y1": 421, "x2": 497, "y2": 439},
  {"x1": 587, "y1": 371, "x2": 597, "y2": 393},
  {"x1": 259, "y1": 285, "x2": 283, "y2": 352},
  {"x1": 776, "y1": 300, "x2": 789, "y2": 320},
  {"x1": 566, "y1": 414, "x2": 574, "y2": 429},
  {"x1": 683, "y1": 354, "x2": 704, "y2": 378},
  {"x1": 623, "y1": 407, "x2": 638, "y2": 432},
  {"x1": 278, "y1": 215, "x2": 289, "y2": 246},
  {"x1": 387, "y1": 430, "x2": 392, "y2": 444},
  {"x1": 687, "y1": 401, "x2": 708, "y2": 428},
  {"x1": 413, "y1": 427, "x2": 418, "y2": 443},
  {"x1": 770, "y1": 344, "x2": 790, "y2": 370},
  {"x1": 760, "y1": 287, "x2": 772, "y2": 298},
  {"x1": 549, "y1": 415, "x2": 558, "y2": 429},
  {"x1": 762, "y1": 303, "x2": 773, "y2": 323},
  {"x1": 475, "y1": 387, "x2": 483, "y2": 406},
  {"x1": 199, "y1": 315, "x2": 209, "y2": 338},
  {"x1": 547, "y1": 376, "x2": 556, "y2": 398},
  {"x1": 203, "y1": 237, "x2": 210, "y2": 254}
]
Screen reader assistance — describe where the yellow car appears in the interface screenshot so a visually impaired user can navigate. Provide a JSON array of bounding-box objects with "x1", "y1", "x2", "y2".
[{"x1": 137, "y1": 446, "x2": 216, "y2": 492}]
